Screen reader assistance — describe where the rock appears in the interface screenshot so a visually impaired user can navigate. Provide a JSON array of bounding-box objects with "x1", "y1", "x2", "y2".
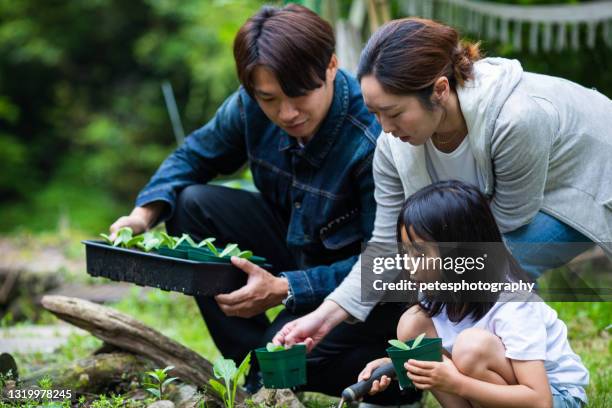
[
  {"x1": 170, "y1": 384, "x2": 197, "y2": 408},
  {"x1": 147, "y1": 400, "x2": 175, "y2": 408},
  {"x1": 248, "y1": 388, "x2": 305, "y2": 408}
]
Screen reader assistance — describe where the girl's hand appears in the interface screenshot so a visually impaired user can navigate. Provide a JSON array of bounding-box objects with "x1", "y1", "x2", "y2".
[
  {"x1": 405, "y1": 355, "x2": 463, "y2": 393},
  {"x1": 358, "y1": 357, "x2": 393, "y2": 395}
]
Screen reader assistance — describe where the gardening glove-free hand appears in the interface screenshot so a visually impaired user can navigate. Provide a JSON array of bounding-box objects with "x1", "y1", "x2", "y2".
[
  {"x1": 214, "y1": 256, "x2": 288, "y2": 318},
  {"x1": 405, "y1": 355, "x2": 462, "y2": 393},
  {"x1": 108, "y1": 203, "x2": 165, "y2": 240},
  {"x1": 272, "y1": 300, "x2": 348, "y2": 351},
  {"x1": 358, "y1": 357, "x2": 393, "y2": 395}
]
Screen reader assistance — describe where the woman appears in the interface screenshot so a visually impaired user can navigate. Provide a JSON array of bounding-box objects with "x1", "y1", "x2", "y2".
[{"x1": 273, "y1": 17, "x2": 611, "y2": 350}]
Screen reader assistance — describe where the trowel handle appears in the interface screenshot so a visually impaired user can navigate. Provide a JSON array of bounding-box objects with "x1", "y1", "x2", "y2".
[{"x1": 341, "y1": 362, "x2": 397, "y2": 402}]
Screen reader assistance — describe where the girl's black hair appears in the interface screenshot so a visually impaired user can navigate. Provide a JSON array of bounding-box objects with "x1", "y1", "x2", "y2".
[{"x1": 396, "y1": 180, "x2": 531, "y2": 322}]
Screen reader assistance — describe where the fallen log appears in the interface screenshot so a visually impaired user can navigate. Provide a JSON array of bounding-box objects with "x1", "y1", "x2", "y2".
[{"x1": 40, "y1": 295, "x2": 244, "y2": 404}]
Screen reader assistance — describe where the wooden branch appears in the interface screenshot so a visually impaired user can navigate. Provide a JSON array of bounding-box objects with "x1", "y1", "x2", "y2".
[{"x1": 40, "y1": 295, "x2": 246, "y2": 403}]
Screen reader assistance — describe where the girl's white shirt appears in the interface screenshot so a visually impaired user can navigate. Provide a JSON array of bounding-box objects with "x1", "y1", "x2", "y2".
[{"x1": 431, "y1": 295, "x2": 589, "y2": 403}]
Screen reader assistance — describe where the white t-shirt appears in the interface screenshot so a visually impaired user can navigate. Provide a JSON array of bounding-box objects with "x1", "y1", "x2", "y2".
[
  {"x1": 431, "y1": 297, "x2": 589, "y2": 403},
  {"x1": 425, "y1": 136, "x2": 485, "y2": 191}
]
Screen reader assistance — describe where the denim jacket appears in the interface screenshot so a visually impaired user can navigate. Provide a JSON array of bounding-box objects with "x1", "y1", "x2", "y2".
[{"x1": 136, "y1": 69, "x2": 381, "y2": 313}]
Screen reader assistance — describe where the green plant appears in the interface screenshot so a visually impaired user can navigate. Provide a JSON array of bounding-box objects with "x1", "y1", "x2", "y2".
[
  {"x1": 0, "y1": 370, "x2": 16, "y2": 390},
  {"x1": 136, "y1": 231, "x2": 164, "y2": 252},
  {"x1": 170, "y1": 233, "x2": 197, "y2": 249},
  {"x1": 0, "y1": 312, "x2": 13, "y2": 327},
  {"x1": 208, "y1": 353, "x2": 251, "y2": 408},
  {"x1": 388, "y1": 332, "x2": 426, "y2": 351},
  {"x1": 36, "y1": 375, "x2": 54, "y2": 405},
  {"x1": 100, "y1": 226, "x2": 142, "y2": 248},
  {"x1": 99, "y1": 229, "x2": 256, "y2": 260},
  {"x1": 203, "y1": 241, "x2": 252, "y2": 259},
  {"x1": 142, "y1": 365, "x2": 178, "y2": 400},
  {"x1": 197, "y1": 237, "x2": 217, "y2": 250},
  {"x1": 37, "y1": 375, "x2": 53, "y2": 390},
  {"x1": 265, "y1": 342, "x2": 285, "y2": 352}
]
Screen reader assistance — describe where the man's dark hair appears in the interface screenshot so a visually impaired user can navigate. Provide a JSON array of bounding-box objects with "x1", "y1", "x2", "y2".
[{"x1": 233, "y1": 4, "x2": 335, "y2": 98}]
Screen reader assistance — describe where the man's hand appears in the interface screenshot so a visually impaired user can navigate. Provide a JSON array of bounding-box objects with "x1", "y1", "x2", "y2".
[
  {"x1": 272, "y1": 300, "x2": 349, "y2": 351},
  {"x1": 109, "y1": 202, "x2": 165, "y2": 240},
  {"x1": 405, "y1": 355, "x2": 464, "y2": 394},
  {"x1": 109, "y1": 214, "x2": 148, "y2": 239},
  {"x1": 215, "y1": 257, "x2": 288, "y2": 318}
]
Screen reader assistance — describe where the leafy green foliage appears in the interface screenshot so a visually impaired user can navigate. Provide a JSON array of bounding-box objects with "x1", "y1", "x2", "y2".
[
  {"x1": 388, "y1": 332, "x2": 426, "y2": 351},
  {"x1": 37, "y1": 374, "x2": 53, "y2": 390},
  {"x1": 208, "y1": 353, "x2": 251, "y2": 408},
  {"x1": 265, "y1": 342, "x2": 285, "y2": 352},
  {"x1": 142, "y1": 365, "x2": 179, "y2": 401},
  {"x1": 0, "y1": 0, "x2": 264, "y2": 233},
  {"x1": 99, "y1": 229, "x2": 257, "y2": 262}
]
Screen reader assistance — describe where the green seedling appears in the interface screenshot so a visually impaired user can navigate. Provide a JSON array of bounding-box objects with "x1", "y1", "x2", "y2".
[
  {"x1": 98, "y1": 230, "x2": 258, "y2": 261},
  {"x1": 37, "y1": 374, "x2": 53, "y2": 390},
  {"x1": 265, "y1": 342, "x2": 285, "y2": 352},
  {"x1": 388, "y1": 332, "x2": 426, "y2": 351},
  {"x1": 197, "y1": 237, "x2": 217, "y2": 250},
  {"x1": 208, "y1": 353, "x2": 251, "y2": 408},
  {"x1": 219, "y1": 244, "x2": 253, "y2": 260},
  {"x1": 200, "y1": 237, "x2": 221, "y2": 256},
  {"x1": 219, "y1": 243, "x2": 240, "y2": 257},
  {"x1": 137, "y1": 231, "x2": 164, "y2": 252},
  {"x1": 237, "y1": 250, "x2": 253, "y2": 259},
  {"x1": 100, "y1": 226, "x2": 135, "y2": 248},
  {"x1": 172, "y1": 233, "x2": 197, "y2": 249},
  {"x1": 142, "y1": 365, "x2": 178, "y2": 400}
]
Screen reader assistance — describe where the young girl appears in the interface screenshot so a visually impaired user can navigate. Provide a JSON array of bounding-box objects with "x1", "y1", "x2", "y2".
[{"x1": 359, "y1": 180, "x2": 588, "y2": 408}]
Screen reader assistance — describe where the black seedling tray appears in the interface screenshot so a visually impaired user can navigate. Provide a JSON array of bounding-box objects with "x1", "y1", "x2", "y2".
[{"x1": 83, "y1": 240, "x2": 248, "y2": 296}]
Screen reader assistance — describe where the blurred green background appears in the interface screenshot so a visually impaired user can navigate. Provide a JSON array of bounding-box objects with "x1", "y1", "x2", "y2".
[{"x1": 0, "y1": 0, "x2": 610, "y2": 234}]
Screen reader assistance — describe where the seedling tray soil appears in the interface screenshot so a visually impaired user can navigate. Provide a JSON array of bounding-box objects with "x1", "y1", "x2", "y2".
[{"x1": 83, "y1": 240, "x2": 248, "y2": 296}]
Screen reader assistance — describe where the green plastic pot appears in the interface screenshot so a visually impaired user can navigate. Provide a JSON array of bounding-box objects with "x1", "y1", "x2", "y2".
[
  {"x1": 386, "y1": 337, "x2": 442, "y2": 389},
  {"x1": 255, "y1": 344, "x2": 307, "y2": 389},
  {"x1": 188, "y1": 249, "x2": 229, "y2": 263},
  {"x1": 187, "y1": 248, "x2": 267, "y2": 265},
  {"x1": 157, "y1": 246, "x2": 189, "y2": 259}
]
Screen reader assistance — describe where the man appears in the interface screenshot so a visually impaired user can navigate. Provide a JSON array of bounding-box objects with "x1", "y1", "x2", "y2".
[{"x1": 109, "y1": 4, "x2": 420, "y2": 406}]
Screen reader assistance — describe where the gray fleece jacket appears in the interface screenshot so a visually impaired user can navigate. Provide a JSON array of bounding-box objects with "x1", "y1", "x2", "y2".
[{"x1": 327, "y1": 57, "x2": 612, "y2": 321}]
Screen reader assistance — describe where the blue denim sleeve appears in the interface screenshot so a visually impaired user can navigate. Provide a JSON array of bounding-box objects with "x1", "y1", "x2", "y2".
[
  {"x1": 282, "y1": 151, "x2": 377, "y2": 314},
  {"x1": 135, "y1": 91, "x2": 246, "y2": 224}
]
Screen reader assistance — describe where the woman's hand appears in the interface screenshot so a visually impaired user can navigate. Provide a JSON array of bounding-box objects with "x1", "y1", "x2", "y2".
[
  {"x1": 272, "y1": 300, "x2": 348, "y2": 351},
  {"x1": 358, "y1": 357, "x2": 393, "y2": 395},
  {"x1": 405, "y1": 355, "x2": 463, "y2": 394}
]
